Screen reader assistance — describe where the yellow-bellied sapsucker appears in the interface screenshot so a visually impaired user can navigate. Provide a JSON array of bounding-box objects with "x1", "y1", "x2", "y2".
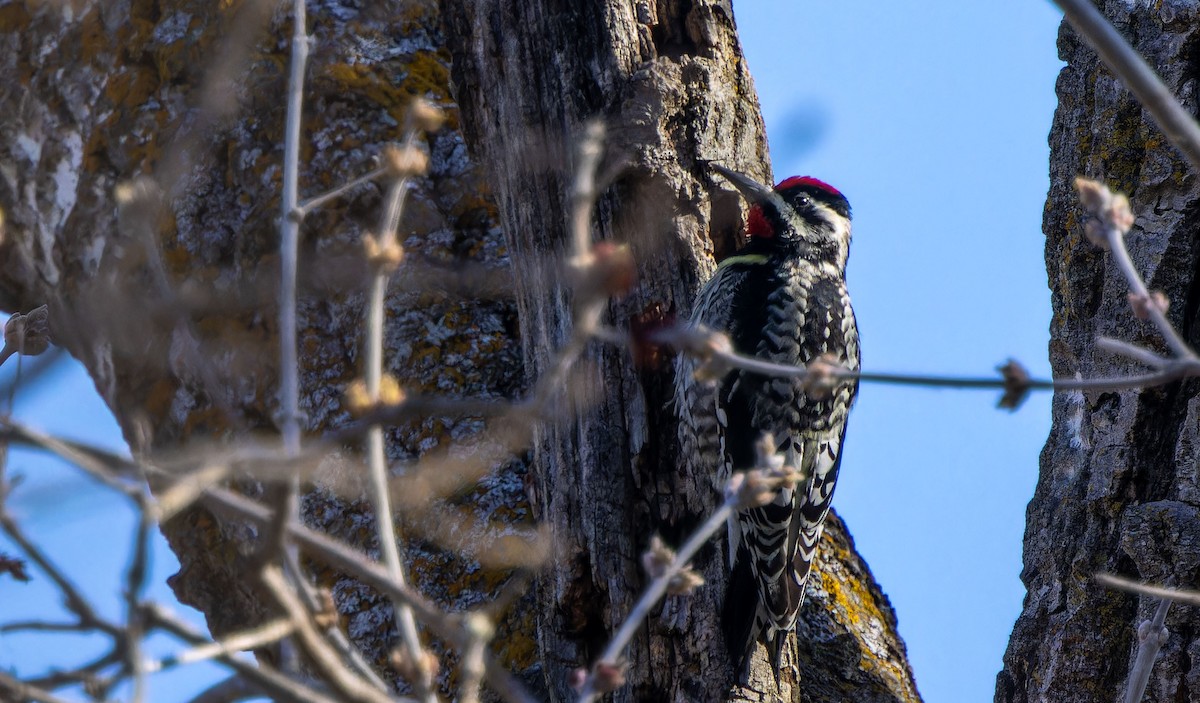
[{"x1": 674, "y1": 165, "x2": 860, "y2": 673}]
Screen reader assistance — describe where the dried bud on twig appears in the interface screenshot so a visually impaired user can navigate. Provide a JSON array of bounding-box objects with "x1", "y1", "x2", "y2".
[
  {"x1": 667, "y1": 567, "x2": 705, "y2": 595},
  {"x1": 362, "y1": 232, "x2": 405, "y2": 272},
  {"x1": 641, "y1": 535, "x2": 705, "y2": 596},
  {"x1": 672, "y1": 326, "x2": 734, "y2": 382},
  {"x1": 1075, "y1": 177, "x2": 1136, "y2": 249},
  {"x1": 1074, "y1": 176, "x2": 1108, "y2": 213},
  {"x1": 589, "y1": 661, "x2": 627, "y2": 694},
  {"x1": 113, "y1": 177, "x2": 161, "y2": 208},
  {"x1": 997, "y1": 359, "x2": 1031, "y2": 411},
  {"x1": 389, "y1": 647, "x2": 440, "y2": 684},
  {"x1": 569, "y1": 668, "x2": 588, "y2": 692},
  {"x1": 3, "y1": 304, "x2": 50, "y2": 357},
  {"x1": 409, "y1": 98, "x2": 447, "y2": 133},
  {"x1": 591, "y1": 241, "x2": 637, "y2": 296},
  {"x1": 728, "y1": 435, "x2": 803, "y2": 508},
  {"x1": 802, "y1": 353, "x2": 843, "y2": 399},
  {"x1": 1109, "y1": 192, "x2": 1135, "y2": 232},
  {"x1": 383, "y1": 144, "x2": 430, "y2": 178},
  {"x1": 1083, "y1": 218, "x2": 1110, "y2": 250},
  {"x1": 569, "y1": 241, "x2": 637, "y2": 301},
  {"x1": 313, "y1": 588, "x2": 338, "y2": 629},
  {"x1": 344, "y1": 375, "x2": 407, "y2": 416},
  {"x1": 754, "y1": 434, "x2": 785, "y2": 472},
  {"x1": 0, "y1": 553, "x2": 29, "y2": 582},
  {"x1": 1129, "y1": 291, "x2": 1169, "y2": 320},
  {"x1": 641, "y1": 535, "x2": 674, "y2": 578}
]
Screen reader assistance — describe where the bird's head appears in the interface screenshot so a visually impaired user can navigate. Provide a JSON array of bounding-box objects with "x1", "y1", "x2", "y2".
[{"x1": 710, "y1": 164, "x2": 853, "y2": 268}]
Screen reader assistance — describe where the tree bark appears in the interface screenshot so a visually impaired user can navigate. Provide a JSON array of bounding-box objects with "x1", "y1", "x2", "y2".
[
  {"x1": 0, "y1": 0, "x2": 917, "y2": 700},
  {"x1": 439, "y1": 1, "x2": 918, "y2": 701},
  {"x1": 998, "y1": 4, "x2": 1200, "y2": 702}
]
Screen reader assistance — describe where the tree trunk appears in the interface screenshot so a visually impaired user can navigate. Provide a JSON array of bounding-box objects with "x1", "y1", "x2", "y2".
[
  {"x1": 439, "y1": 1, "x2": 917, "y2": 701},
  {"x1": 0, "y1": 0, "x2": 917, "y2": 700},
  {"x1": 998, "y1": 4, "x2": 1200, "y2": 702}
]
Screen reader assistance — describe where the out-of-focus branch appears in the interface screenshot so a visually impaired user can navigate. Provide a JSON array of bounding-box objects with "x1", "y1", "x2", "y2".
[
  {"x1": 354, "y1": 119, "x2": 439, "y2": 701},
  {"x1": 143, "y1": 618, "x2": 294, "y2": 674},
  {"x1": 146, "y1": 604, "x2": 343, "y2": 703},
  {"x1": 0, "y1": 670, "x2": 77, "y2": 703},
  {"x1": 199, "y1": 486, "x2": 539, "y2": 703},
  {"x1": 259, "y1": 565, "x2": 396, "y2": 703},
  {"x1": 575, "y1": 437, "x2": 802, "y2": 701},
  {"x1": 457, "y1": 613, "x2": 494, "y2": 703},
  {"x1": 265, "y1": 0, "x2": 311, "y2": 571},
  {"x1": 1096, "y1": 573, "x2": 1200, "y2": 607},
  {"x1": 1123, "y1": 598, "x2": 1171, "y2": 703},
  {"x1": 124, "y1": 501, "x2": 154, "y2": 703},
  {"x1": 0, "y1": 505, "x2": 118, "y2": 636},
  {"x1": 650, "y1": 321, "x2": 1194, "y2": 412},
  {"x1": 1054, "y1": 0, "x2": 1200, "y2": 174}
]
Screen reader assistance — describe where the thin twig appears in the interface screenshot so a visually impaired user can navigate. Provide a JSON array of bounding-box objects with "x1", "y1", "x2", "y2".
[
  {"x1": 147, "y1": 603, "x2": 343, "y2": 703},
  {"x1": 0, "y1": 508, "x2": 117, "y2": 635},
  {"x1": 362, "y1": 128, "x2": 436, "y2": 701},
  {"x1": 259, "y1": 565, "x2": 399, "y2": 703},
  {"x1": 651, "y1": 323, "x2": 1197, "y2": 400},
  {"x1": 1097, "y1": 573, "x2": 1200, "y2": 607},
  {"x1": 296, "y1": 165, "x2": 389, "y2": 217},
  {"x1": 199, "y1": 486, "x2": 539, "y2": 703},
  {"x1": 457, "y1": 613, "x2": 494, "y2": 703},
  {"x1": 277, "y1": 0, "x2": 309, "y2": 459},
  {"x1": 1096, "y1": 336, "x2": 1171, "y2": 367},
  {"x1": 124, "y1": 501, "x2": 154, "y2": 703},
  {"x1": 0, "y1": 670, "x2": 78, "y2": 703},
  {"x1": 263, "y1": 0, "x2": 312, "y2": 573},
  {"x1": 1125, "y1": 598, "x2": 1171, "y2": 703},
  {"x1": 143, "y1": 618, "x2": 295, "y2": 673},
  {"x1": 575, "y1": 497, "x2": 736, "y2": 702}
]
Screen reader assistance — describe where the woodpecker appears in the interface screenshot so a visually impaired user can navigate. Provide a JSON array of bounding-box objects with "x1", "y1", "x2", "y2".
[{"x1": 674, "y1": 165, "x2": 860, "y2": 674}]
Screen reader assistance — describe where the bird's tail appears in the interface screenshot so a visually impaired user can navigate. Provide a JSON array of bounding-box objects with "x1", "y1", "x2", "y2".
[{"x1": 722, "y1": 541, "x2": 761, "y2": 677}]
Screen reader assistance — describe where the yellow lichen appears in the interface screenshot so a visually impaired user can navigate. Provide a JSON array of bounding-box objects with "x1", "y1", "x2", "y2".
[{"x1": 0, "y1": 2, "x2": 29, "y2": 32}]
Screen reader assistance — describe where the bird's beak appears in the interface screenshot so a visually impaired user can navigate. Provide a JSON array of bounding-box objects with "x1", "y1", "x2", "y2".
[{"x1": 709, "y1": 164, "x2": 775, "y2": 204}]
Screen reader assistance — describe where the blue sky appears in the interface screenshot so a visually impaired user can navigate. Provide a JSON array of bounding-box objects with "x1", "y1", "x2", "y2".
[
  {"x1": 0, "y1": 2, "x2": 1066, "y2": 702},
  {"x1": 738, "y1": 2, "x2": 1063, "y2": 701}
]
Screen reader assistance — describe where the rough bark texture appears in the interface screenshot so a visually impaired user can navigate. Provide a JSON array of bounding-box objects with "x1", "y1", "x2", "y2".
[
  {"x1": 0, "y1": 0, "x2": 917, "y2": 700},
  {"x1": 0, "y1": 0, "x2": 533, "y2": 689},
  {"x1": 998, "y1": 5, "x2": 1200, "y2": 702},
  {"x1": 440, "y1": 1, "x2": 918, "y2": 701}
]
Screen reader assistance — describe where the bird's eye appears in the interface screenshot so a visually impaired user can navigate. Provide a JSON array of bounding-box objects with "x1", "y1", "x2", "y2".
[{"x1": 795, "y1": 195, "x2": 812, "y2": 207}]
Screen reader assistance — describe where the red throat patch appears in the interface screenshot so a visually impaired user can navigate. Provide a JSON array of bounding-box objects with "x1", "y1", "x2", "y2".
[{"x1": 746, "y1": 205, "x2": 773, "y2": 238}]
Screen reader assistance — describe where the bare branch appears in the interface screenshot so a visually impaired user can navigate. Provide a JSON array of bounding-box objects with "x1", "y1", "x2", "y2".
[
  {"x1": 0, "y1": 670, "x2": 78, "y2": 703},
  {"x1": 457, "y1": 613, "x2": 495, "y2": 703},
  {"x1": 0, "y1": 507, "x2": 117, "y2": 635},
  {"x1": 147, "y1": 604, "x2": 343, "y2": 703},
  {"x1": 259, "y1": 566, "x2": 395, "y2": 703},
  {"x1": 199, "y1": 486, "x2": 540, "y2": 703},
  {"x1": 575, "y1": 487, "x2": 737, "y2": 701},
  {"x1": 1074, "y1": 177, "x2": 1193, "y2": 359},
  {"x1": 359, "y1": 108, "x2": 442, "y2": 703},
  {"x1": 296, "y1": 165, "x2": 389, "y2": 218},
  {"x1": 124, "y1": 503, "x2": 155, "y2": 703},
  {"x1": 1125, "y1": 598, "x2": 1171, "y2": 703},
  {"x1": 144, "y1": 618, "x2": 295, "y2": 674},
  {"x1": 1097, "y1": 573, "x2": 1200, "y2": 607}
]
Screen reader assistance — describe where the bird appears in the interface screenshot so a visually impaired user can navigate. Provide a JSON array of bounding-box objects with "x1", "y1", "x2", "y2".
[{"x1": 674, "y1": 164, "x2": 860, "y2": 675}]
